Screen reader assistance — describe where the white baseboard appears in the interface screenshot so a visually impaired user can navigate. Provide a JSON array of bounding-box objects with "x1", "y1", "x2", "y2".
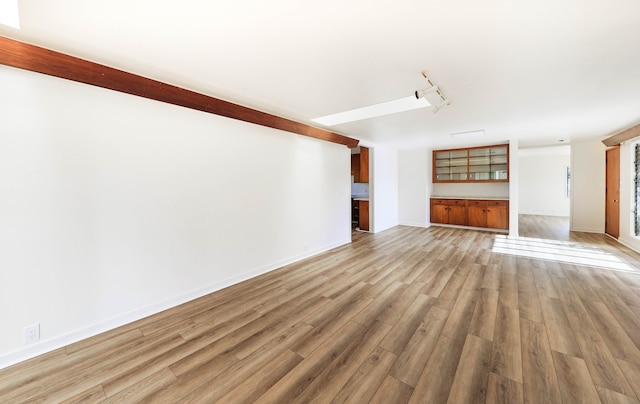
[
  {"x1": 399, "y1": 221, "x2": 430, "y2": 228},
  {"x1": 615, "y1": 237, "x2": 640, "y2": 255},
  {"x1": 519, "y1": 212, "x2": 570, "y2": 217},
  {"x1": 373, "y1": 222, "x2": 401, "y2": 233},
  {"x1": 569, "y1": 227, "x2": 603, "y2": 233},
  {"x1": 0, "y1": 238, "x2": 351, "y2": 370}
]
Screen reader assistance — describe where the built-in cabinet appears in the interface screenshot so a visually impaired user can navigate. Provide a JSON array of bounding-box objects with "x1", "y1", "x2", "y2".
[
  {"x1": 351, "y1": 154, "x2": 361, "y2": 183},
  {"x1": 351, "y1": 147, "x2": 369, "y2": 183},
  {"x1": 430, "y1": 198, "x2": 509, "y2": 230},
  {"x1": 359, "y1": 147, "x2": 369, "y2": 183},
  {"x1": 433, "y1": 144, "x2": 509, "y2": 183}
]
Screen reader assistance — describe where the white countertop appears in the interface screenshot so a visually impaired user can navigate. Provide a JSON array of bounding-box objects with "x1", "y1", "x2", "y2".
[{"x1": 430, "y1": 196, "x2": 509, "y2": 201}]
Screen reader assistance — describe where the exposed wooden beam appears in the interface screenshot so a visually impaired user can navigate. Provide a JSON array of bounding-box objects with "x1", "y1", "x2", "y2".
[
  {"x1": 0, "y1": 36, "x2": 359, "y2": 148},
  {"x1": 602, "y1": 123, "x2": 640, "y2": 147}
]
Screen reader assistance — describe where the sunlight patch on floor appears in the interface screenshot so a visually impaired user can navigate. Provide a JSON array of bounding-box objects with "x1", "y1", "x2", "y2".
[{"x1": 492, "y1": 235, "x2": 637, "y2": 273}]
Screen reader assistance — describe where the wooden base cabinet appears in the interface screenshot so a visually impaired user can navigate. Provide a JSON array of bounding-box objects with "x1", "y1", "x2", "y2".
[
  {"x1": 430, "y1": 198, "x2": 509, "y2": 230},
  {"x1": 359, "y1": 200, "x2": 369, "y2": 231},
  {"x1": 430, "y1": 199, "x2": 467, "y2": 226},
  {"x1": 351, "y1": 199, "x2": 370, "y2": 231},
  {"x1": 486, "y1": 200, "x2": 508, "y2": 229},
  {"x1": 430, "y1": 202, "x2": 449, "y2": 224},
  {"x1": 467, "y1": 200, "x2": 487, "y2": 228}
]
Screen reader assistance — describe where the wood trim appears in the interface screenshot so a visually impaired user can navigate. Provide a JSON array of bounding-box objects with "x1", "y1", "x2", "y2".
[
  {"x1": 605, "y1": 147, "x2": 620, "y2": 238},
  {"x1": 431, "y1": 143, "x2": 509, "y2": 154},
  {"x1": 602, "y1": 124, "x2": 640, "y2": 147},
  {"x1": 0, "y1": 36, "x2": 359, "y2": 148}
]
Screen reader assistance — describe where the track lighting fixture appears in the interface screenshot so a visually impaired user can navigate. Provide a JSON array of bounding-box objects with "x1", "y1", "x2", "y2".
[
  {"x1": 311, "y1": 70, "x2": 449, "y2": 126},
  {"x1": 415, "y1": 71, "x2": 450, "y2": 113}
]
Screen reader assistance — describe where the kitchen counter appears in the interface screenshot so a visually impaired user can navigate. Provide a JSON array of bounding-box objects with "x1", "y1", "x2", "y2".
[{"x1": 351, "y1": 196, "x2": 369, "y2": 201}]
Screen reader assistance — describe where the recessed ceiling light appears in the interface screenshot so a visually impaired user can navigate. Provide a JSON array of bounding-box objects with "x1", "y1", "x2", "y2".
[
  {"x1": 0, "y1": 0, "x2": 20, "y2": 29},
  {"x1": 450, "y1": 130, "x2": 486, "y2": 140},
  {"x1": 311, "y1": 96, "x2": 430, "y2": 126}
]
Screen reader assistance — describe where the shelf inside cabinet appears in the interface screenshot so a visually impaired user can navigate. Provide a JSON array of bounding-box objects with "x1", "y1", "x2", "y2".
[{"x1": 432, "y1": 144, "x2": 509, "y2": 183}]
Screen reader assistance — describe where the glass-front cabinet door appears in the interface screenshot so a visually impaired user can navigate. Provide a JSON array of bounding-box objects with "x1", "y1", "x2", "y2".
[
  {"x1": 433, "y1": 144, "x2": 509, "y2": 183},
  {"x1": 435, "y1": 149, "x2": 468, "y2": 181}
]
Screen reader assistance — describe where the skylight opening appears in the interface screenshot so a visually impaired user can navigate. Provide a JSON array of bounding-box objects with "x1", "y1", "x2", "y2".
[
  {"x1": 0, "y1": 0, "x2": 20, "y2": 29},
  {"x1": 311, "y1": 96, "x2": 430, "y2": 127}
]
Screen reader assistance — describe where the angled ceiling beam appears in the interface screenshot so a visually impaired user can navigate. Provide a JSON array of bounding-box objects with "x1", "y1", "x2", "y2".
[
  {"x1": 602, "y1": 123, "x2": 640, "y2": 147},
  {"x1": 0, "y1": 36, "x2": 359, "y2": 148}
]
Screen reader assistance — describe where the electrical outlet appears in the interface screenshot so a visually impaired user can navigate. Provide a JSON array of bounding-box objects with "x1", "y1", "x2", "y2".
[{"x1": 24, "y1": 323, "x2": 40, "y2": 344}]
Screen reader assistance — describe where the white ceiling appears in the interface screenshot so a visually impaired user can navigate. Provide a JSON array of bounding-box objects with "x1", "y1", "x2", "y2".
[{"x1": 2, "y1": 0, "x2": 640, "y2": 150}]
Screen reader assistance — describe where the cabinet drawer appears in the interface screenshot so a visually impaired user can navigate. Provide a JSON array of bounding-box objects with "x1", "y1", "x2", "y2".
[
  {"x1": 487, "y1": 200, "x2": 508, "y2": 207},
  {"x1": 468, "y1": 200, "x2": 487, "y2": 207},
  {"x1": 447, "y1": 199, "x2": 467, "y2": 206},
  {"x1": 431, "y1": 199, "x2": 450, "y2": 205}
]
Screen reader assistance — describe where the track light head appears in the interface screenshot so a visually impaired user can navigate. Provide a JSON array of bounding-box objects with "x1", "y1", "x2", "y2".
[
  {"x1": 415, "y1": 86, "x2": 438, "y2": 100},
  {"x1": 414, "y1": 71, "x2": 450, "y2": 113}
]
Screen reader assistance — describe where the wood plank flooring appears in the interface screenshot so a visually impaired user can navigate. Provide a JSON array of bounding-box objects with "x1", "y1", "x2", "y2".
[{"x1": 2, "y1": 214, "x2": 640, "y2": 402}]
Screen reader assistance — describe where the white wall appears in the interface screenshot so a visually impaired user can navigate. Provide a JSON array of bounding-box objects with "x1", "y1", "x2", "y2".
[
  {"x1": 570, "y1": 139, "x2": 606, "y2": 233},
  {"x1": 509, "y1": 140, "x2": 519, "y2": 237},
  {"x1": 0, "y1": 65, "x2": 351, "y2": 368},
  {"x1": 398, "y1": 149, "x2": 429, "y2": 227},
  {"x1": 370, "y1": 146, "x2": 399, "y2": 232},
  {"x1": 431, "y1": 183, "x2": 510, "y2": 199},
  {"x1": 518, "y1": 146, "x2": 571, "y2": 216}
]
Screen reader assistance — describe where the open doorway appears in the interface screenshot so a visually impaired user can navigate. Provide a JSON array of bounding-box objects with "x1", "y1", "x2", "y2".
[
  {"x1": 518, "y1": 145, "x2": 571, "y2": 236},
  {"x1": 351, "y1": 146, "x2": 370, "y2": 231}
]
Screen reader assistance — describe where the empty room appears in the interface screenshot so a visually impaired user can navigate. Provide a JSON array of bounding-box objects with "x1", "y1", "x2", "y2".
[{"x1": 2, "y1": 0, "x2": 640, "y2": 402}]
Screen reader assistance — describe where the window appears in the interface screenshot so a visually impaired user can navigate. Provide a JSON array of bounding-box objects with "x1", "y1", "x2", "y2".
[
  {"x1": 566, "y1": 166, "x2": 571, "y2": 198},
  {"x1": 635, "y1": 145, "x2": 640, "y2": 236}
]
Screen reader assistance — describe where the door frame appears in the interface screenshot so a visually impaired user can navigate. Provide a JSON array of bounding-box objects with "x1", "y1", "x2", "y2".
[{"x1": 605, "y1": 147, "x2": 620, "y2": 238}]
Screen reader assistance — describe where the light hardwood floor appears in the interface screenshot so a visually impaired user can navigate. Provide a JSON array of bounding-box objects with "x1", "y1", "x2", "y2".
[{"x1": 2, "y1": 215, "x2": 640, "y2": 403}]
